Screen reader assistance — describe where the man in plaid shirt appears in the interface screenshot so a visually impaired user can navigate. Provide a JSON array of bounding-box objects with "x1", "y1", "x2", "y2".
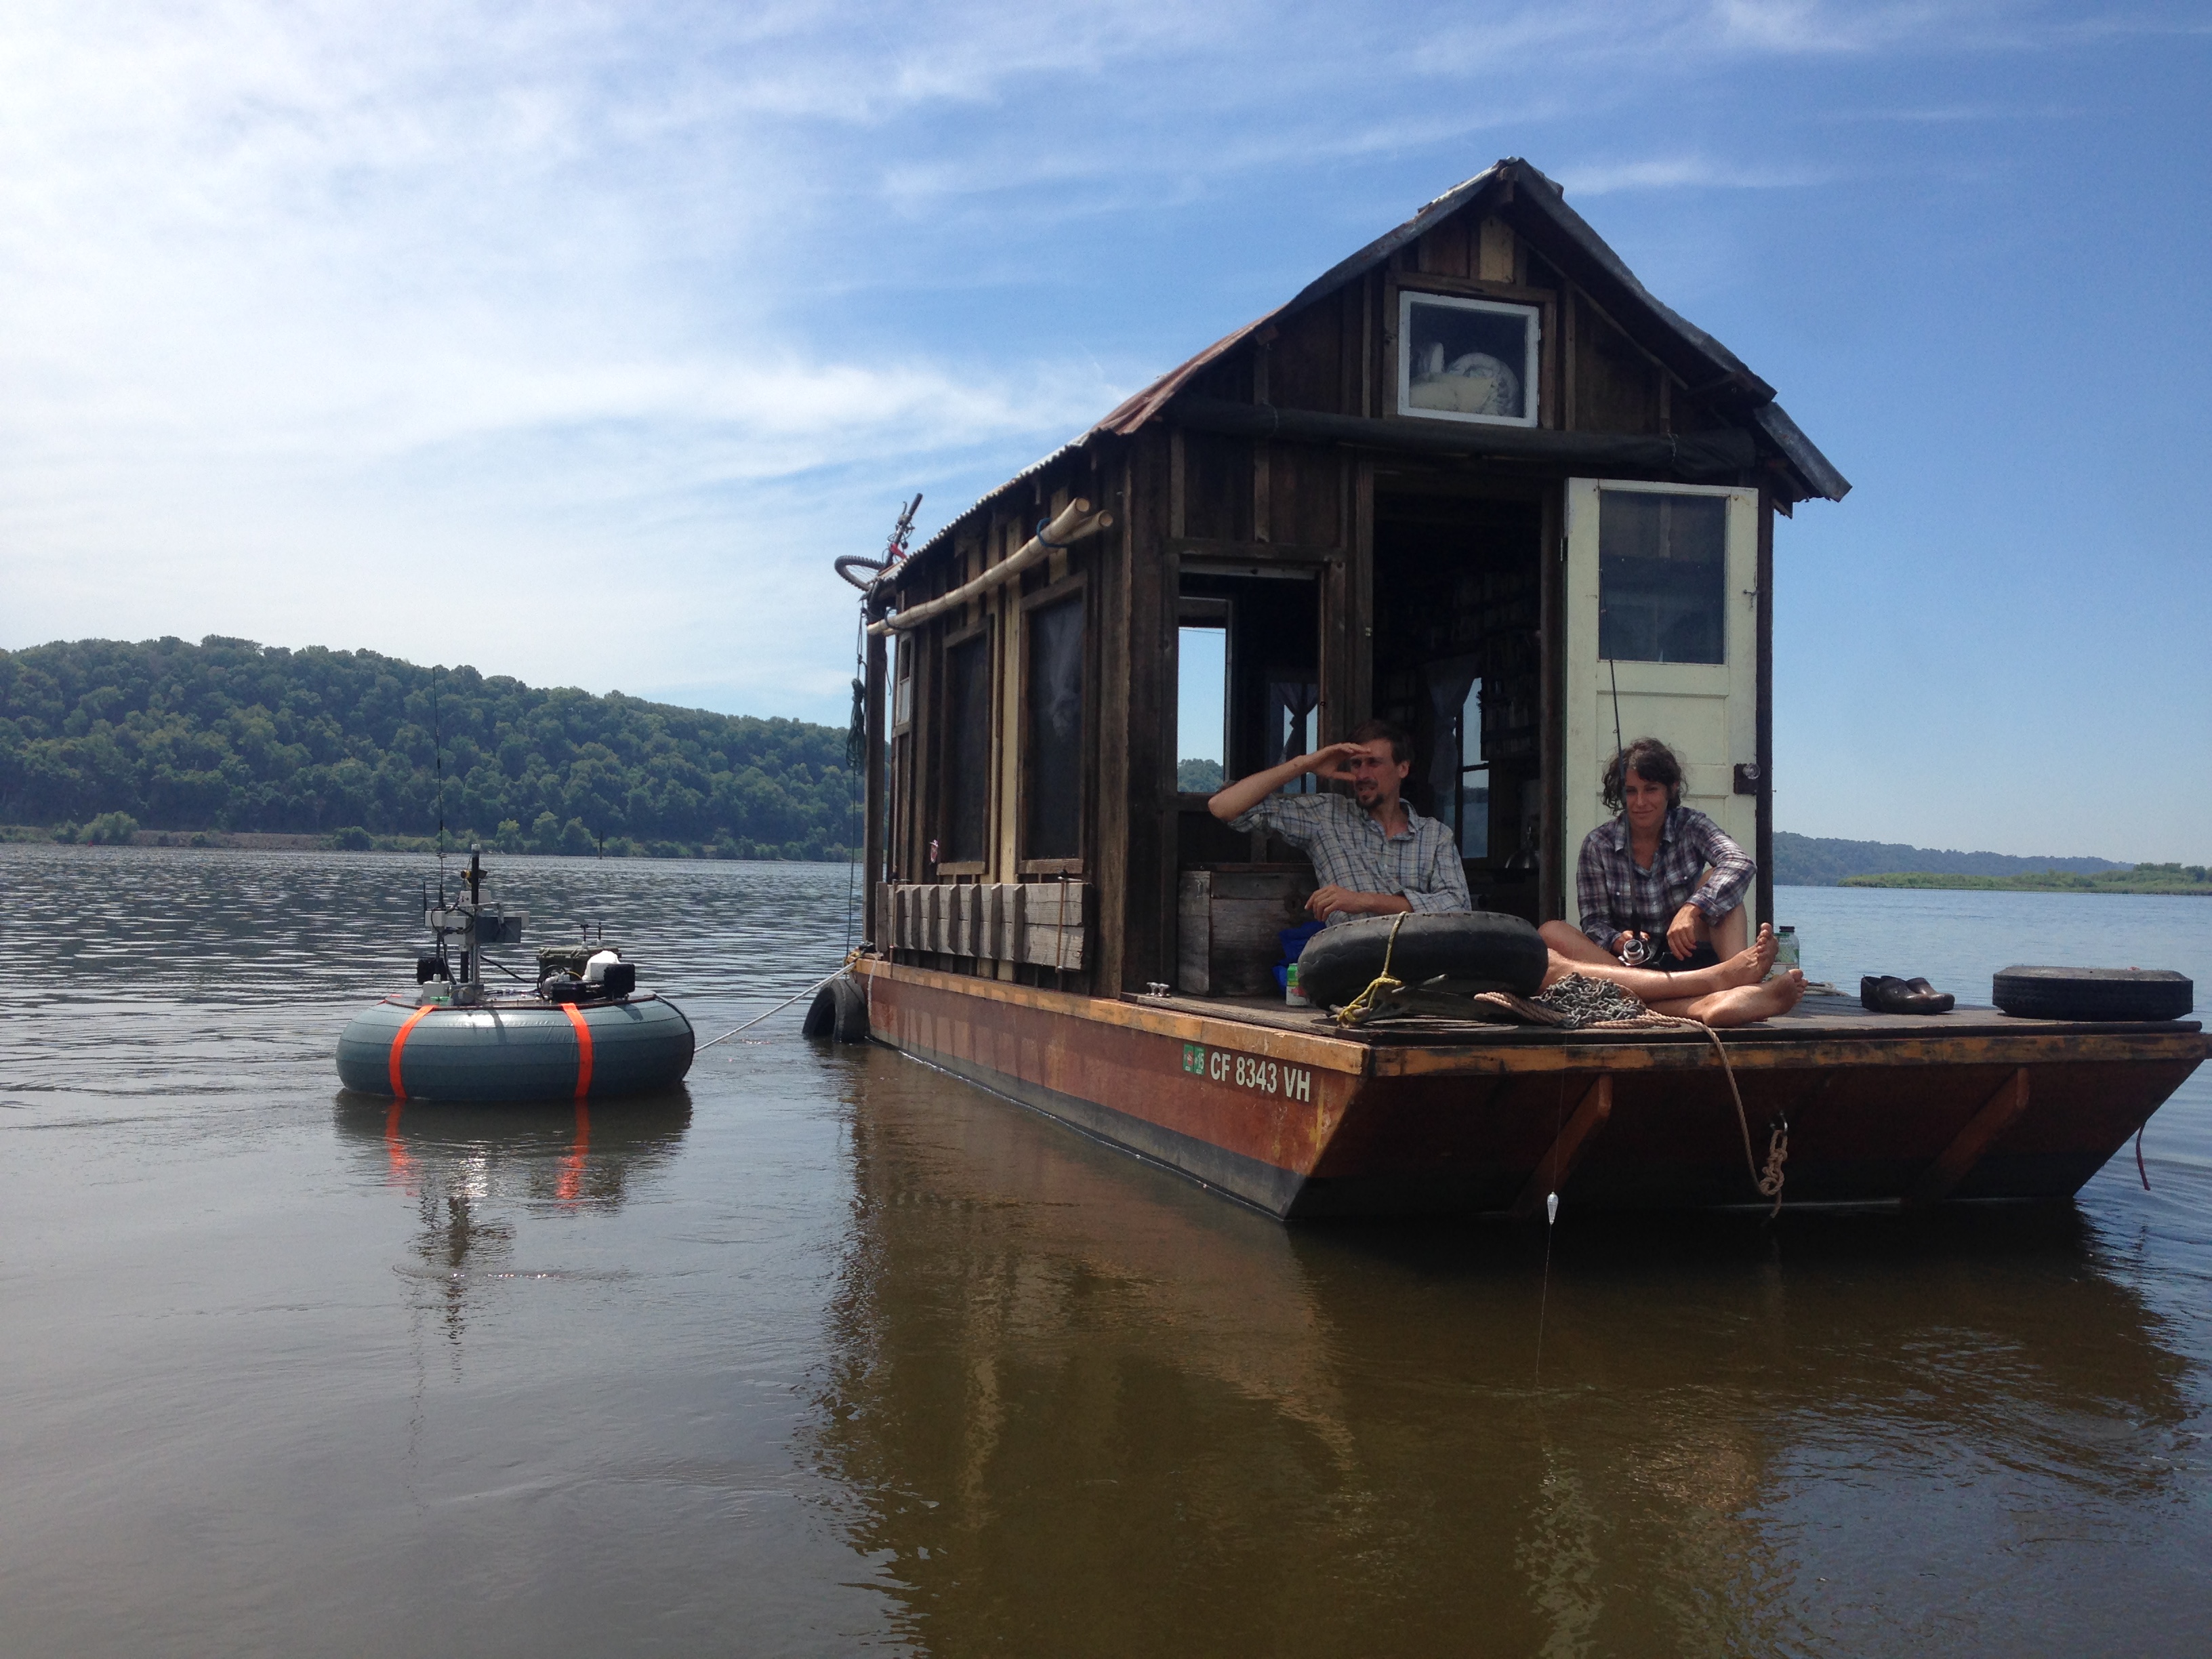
[
  {"x1": 1544, "y1": 736, "x2": 1754, "y2": 972},
  {"x1": 1208, "y1": 719, "x2": 1471, "y2": 926}
]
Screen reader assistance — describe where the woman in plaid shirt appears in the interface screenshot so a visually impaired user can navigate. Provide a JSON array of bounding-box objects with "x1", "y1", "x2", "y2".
[{"x1": 1542, "y1": 737, "x2": 1755, "y2": 973}]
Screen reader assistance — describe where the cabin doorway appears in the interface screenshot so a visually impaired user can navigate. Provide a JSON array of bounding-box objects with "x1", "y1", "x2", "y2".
[
  {"x1": 1370, "y1": 487, "x2": 1544, "y2": 923},
  {"x1": 1173, "y1": 560, "x2": 1322, "y2": 867},
  {"x1": 1562, "y1": 478, "x2": 1760, "y2": 933}
]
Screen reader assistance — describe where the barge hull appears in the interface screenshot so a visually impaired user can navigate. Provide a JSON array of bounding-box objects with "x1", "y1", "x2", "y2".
[{"x1": 859, "y1": 960, "x2": 2207, "y2": 1221}]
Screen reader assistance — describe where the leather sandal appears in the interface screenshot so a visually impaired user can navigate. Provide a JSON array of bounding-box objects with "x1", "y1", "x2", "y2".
[{"x1": 1861, "y1": 975, "x2": 1954, "y2": 1015}]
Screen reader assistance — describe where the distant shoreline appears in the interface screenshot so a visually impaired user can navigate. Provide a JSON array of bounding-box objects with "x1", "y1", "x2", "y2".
[
  {"x1": 0, "y1": 823, "x2": 852, "y2": 863},
  {"x1": 1834, "y1": 870, "x2": 2211, "y2": 896}
]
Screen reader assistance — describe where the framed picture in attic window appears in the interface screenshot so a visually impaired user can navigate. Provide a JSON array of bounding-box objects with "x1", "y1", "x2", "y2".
[{"x1": 1397, "y1": 291, "x2": 1540, "y2": 427}]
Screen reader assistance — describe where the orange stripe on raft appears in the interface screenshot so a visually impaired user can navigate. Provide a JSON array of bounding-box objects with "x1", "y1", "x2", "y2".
[
  {"x1": 388, "y1": 1004, "x2": 436, "y2": 1100},
  {"x1": 562, "y1": 1004, "x2": 594, "y2": 1100}
]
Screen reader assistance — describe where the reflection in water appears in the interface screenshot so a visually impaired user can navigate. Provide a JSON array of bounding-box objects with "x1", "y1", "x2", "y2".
[
  {"x1": 5, "y1": 848, "x2": 2205, "y2": 1655},
  {"x1": 335, "y1": 1091, "x2": 692, "y2": 1347},
  {"x1": 813, "y1": 1049, "x2": 2194, "y2": 1656}
]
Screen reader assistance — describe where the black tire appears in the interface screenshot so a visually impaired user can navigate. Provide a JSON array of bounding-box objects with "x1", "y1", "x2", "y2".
[
  {"x1": 802, "y1": 983, "x2": 838, "y2": 1039},
  {"x1": 1297, "y1": 912, "x2": 1549, "y2": 1008},
  {"x1": 830, "y1": 976, "x2": 871, "y2": 1044},
  {"x1": 1991, "y1": 966, "x2": 2193, "y2": 1023}
]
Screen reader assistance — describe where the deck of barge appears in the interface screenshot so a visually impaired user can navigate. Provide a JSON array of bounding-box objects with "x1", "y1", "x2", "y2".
[
  {"x1": 861, "y1": 960, "x2": 2207, "y2": 1215},
  {"x1": 1121, "y1": 987, "x2": 2205, "y2": 1049}
]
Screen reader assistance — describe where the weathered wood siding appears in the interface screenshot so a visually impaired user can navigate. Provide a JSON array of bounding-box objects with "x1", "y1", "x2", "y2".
[{"x1": 877, "y1": 182, "x2": 1780, "y2": 990}]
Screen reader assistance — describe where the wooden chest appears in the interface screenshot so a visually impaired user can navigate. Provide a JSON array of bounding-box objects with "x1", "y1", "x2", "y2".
[{"x1": 1176, "y1": 864, "x2": 1315, "y2": 996}]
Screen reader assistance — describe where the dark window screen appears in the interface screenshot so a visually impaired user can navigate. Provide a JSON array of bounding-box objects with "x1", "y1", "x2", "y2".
[
  {"x1": 1598, "y1": 491, "x2": 1727, "y2": 664},
  {"x1": 1024, "y1": 596, "x2": 1085, "y2": 861},
  {"x1": 944, "y1": 634, "x2": 992, "y2": 861}
]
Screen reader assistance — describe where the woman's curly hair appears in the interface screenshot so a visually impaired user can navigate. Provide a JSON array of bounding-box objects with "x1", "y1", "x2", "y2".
[{"x1": 1601, "y1": 737, "x2": 1684, "y2": 813}]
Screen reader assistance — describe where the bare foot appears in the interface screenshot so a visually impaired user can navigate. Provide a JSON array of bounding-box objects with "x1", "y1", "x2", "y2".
[
  {"x1": 1711, "y1": 923, "x2": 1780, "y2": 990},
  {"x1": 1660, "y1": 967, "x2": 1806, "y2": 1027}
]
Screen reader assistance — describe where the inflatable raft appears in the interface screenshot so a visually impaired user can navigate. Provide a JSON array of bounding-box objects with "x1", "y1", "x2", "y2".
[
  {"x1": 337, "y1": 993, "x2": 695, "y2": 1103},
  {"x1": 333, "y1": 844, "x2": 695, "y2": 1102}
]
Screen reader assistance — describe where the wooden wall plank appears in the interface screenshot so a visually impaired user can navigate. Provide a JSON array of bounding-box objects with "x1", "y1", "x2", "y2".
[
  {"x1": 1094, "y1": 451, "x2": 1135, "y2": 992},
  {"x1": 1270, "y1": 298, "x2": 1343, "y2": 414},
  {"x1": 1756, "y1": 487, "x2": 1776, "y2": 931},
  {"x1": 1265, "y1": 442, "x2": 1346, "y2": 552},
  {"x1": 863, "y1": 621, "x2": 886, "y2": 943},
  {"x1": 1538, "y1": 482, "x2": 1565, "y2": 922},
  {"x1": 1122, "y1": 425, "x2": 1176, "y2": 990},
  {"x1": 1349, "y1": 459, "x2": 1374, "y2": 732},
  {"x1": 1573, "y1": 295, "x2": 1664, "y2": 434},
  {"x1": 1418, "y1": 218, "x2": 1471, "y2": 278},
  {"x1": 1477, "y1": 216, "x2": 1516, "y2": 283}
]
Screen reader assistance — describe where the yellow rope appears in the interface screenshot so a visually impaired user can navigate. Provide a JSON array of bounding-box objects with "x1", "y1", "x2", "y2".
[{"x1": 1333, "y1": 912, "x2": 1411, "y2": 1027}]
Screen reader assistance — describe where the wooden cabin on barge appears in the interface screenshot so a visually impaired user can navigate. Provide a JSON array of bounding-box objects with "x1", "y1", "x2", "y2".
[{"x1": 846, "y1": 158, "x2": 2205, "y2": 1219}]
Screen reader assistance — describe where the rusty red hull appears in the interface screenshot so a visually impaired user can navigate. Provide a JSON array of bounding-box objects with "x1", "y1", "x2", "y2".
[{"x1": 857, "y1": 960, "x2": 2207, "y2": 1220}]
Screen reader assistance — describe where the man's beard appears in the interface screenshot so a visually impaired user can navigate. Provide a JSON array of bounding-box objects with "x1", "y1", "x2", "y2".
[{"x1": 1354, "y1": 780, "x2": 1380, "y2": 805}]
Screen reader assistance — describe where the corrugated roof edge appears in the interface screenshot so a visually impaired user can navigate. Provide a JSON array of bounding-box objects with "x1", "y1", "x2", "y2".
[
  {"x1": 884, "y1": 157, "x2": 1846, "y2": 591},
  {"x1": 1751, "y1": 403, "x2": 1850, "y2": 501}
]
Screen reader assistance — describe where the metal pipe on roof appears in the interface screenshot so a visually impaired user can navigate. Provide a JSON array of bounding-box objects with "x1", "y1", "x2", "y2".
[{"x1": 867, "y1": 497, "x2": 1113, "y2": 636}]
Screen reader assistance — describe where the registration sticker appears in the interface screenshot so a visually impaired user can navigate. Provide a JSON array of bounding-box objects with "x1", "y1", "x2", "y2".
[{"x1": 1181, "y1": 1042, "x2": 1312, "y2": 1103}]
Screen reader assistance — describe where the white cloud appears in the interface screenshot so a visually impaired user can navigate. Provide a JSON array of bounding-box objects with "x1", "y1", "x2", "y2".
[
  {"x1": 0, "y1": 0, "x2": 2192, "y2": 751},
  {"x1": 1559, "y1": 156, "x2": 1834, "y2": 195}
]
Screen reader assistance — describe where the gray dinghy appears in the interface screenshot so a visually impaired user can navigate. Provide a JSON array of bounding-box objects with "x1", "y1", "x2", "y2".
[{"x1": 335, "y1": 846, "x2": 694, "y2": 1103}]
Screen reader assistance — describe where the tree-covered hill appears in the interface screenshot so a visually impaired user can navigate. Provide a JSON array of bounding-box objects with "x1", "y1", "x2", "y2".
[
  {"x1": 0, "y1": 637, "x2": 859, "y2": 859},
  {"x1": 1773, "y1": 830, "x2": 2129, "y2": 886}
]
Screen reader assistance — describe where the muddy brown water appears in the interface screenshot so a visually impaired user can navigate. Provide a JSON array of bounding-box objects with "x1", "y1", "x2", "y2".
[{"x1": 2, "y1": 847, "x2": 2207, "y2": 1656}]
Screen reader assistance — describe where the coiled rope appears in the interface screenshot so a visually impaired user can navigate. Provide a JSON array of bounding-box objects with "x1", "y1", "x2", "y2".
[{"x1": 1644, "y1": 1013, "x2": 1787, "y2": 1216}]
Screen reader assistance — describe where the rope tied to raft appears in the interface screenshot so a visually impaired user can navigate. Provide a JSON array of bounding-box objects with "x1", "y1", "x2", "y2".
[
  {"x1": 1523, "y1": 974, "x2": 1786, "y2": 1216},
  {"x1": 695, "y1": 947, "x2": 866, "y2": 1050},
  {"x1": 1333, "y1": 911, "x2": 1411, "y2": 1027},
  {"x1": 1652, "y1": 1013, "x2": 1785, "y2": 1218}
]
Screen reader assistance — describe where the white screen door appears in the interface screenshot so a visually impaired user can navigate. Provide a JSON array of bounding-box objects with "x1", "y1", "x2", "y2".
[{"x1": 1563, "y1": 478, "x2": 1759, "y2": 934}]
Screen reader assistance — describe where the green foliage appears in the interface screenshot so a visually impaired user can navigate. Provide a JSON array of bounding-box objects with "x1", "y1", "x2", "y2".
[
  {"x1": 1774, "y1": 830, "x2": 2129, "y2": 886},
  {"x1": 1177, "y1": 758, "x2": 1224, "y2": 793},
  {"x1": 0, "y1": 636, "x2": 859, "y2": 861},
  {"x1": 81, "y1": 811, "x2": 140, "y2": 845}
]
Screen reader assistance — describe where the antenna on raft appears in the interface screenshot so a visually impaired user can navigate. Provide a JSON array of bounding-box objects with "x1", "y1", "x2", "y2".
[{"x1": 431, "y1": 664, "x2": 449, "y2": 903}]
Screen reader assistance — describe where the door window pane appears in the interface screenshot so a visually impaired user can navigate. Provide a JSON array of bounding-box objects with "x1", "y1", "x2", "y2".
[
  {"x1": 1176, "y1": 624, "x2": 1227, "y2": 795},
  {"x1": 1598, "y1": 491, "x2": 1726, "y2": 664},
  {"x1": 1024, "y1": 596, "x2": 1085, "y2": 861},
  {"x1": 944, "y1": 633, "x2": 992, "y2": 861}
]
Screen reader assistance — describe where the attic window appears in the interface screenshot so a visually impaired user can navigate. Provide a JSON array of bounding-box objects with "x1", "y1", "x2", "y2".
[{"x1": 1397, "y1": 292, "x2": 1539, "y2": 428}]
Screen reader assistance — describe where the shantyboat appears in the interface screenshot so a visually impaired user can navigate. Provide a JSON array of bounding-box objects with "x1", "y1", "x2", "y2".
[{"x1": 832, "y1": 158, "x2": 2205, "y2": 1220}]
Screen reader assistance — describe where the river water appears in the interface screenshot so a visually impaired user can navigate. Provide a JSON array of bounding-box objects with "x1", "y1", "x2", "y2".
[{"x1": 1, "y1": 846, "x2": 2205, "y2": 1656}]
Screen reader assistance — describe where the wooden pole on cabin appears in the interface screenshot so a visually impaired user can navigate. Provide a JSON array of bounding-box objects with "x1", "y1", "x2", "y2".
[
  {"x1": 1755, "y1": 491, "x2": 1776, "y2": 931},
  {"x1": 863, "y1": 605, "x2": 888, "y2": 946}
]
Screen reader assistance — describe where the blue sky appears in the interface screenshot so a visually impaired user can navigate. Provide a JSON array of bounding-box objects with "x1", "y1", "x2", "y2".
[{"x1": 2, "y1": 1, "x2": 2206, "y2": 859}]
